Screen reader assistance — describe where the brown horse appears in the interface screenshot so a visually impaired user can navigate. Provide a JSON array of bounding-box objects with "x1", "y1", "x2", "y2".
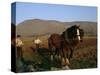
[
  {"x1": 48, "y1": 33, "x2": 70, "y2": 66},
  {"x1": 48, "y1": 25, "x2": 84, "y2": 67},
  {"x1": 62, "y1": 25, "x2": 84, "y2": 59}
]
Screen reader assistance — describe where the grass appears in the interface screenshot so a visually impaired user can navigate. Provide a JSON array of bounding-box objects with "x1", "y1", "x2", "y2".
[
  {"x1": 16, "y1": 36, "x2": 97, "y2": 72},
  {"x1": 69, "y1": 37, "x2": 97, "y2": 69}
]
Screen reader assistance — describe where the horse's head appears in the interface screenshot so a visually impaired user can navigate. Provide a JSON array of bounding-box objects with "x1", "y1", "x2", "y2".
[
  {"x1": 63, "y1": 25, "x2": 84, "y2": 43},
  {"x1": 71, "y1": 25, "x2": 84, "y2": 42}
]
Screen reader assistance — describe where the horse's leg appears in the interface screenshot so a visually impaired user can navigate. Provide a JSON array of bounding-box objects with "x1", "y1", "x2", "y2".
[
  {"x1": 61, "y1": 48, "x2": 66, "y2": 66},
  {"x1": 50, "y1": 47, "x2": 56, "y2": 61},
  {"x1": 69, "y1": 47, "x2": 74, "y2": 60},
  {"x1": 48, "y1": 39, "x2": 55, "y2": 62},
  {"x1": 61, "y1": 47, "x2": 70, "y2": 66},
  {"x1": 50, "y1": 54, "x2": 53, "y2": 61},
  {"x1": 58, "y1": 49, "x2": 61, "y2": 60},
  {"x1": 64, "y1": 48, "x2": 70, "y2": 65},
  {"x1": 50, "y1": 47, "x2": 57, "y2": 69},
  {"x1": 55, "y1": 48, "x2": 60, "y2": 60},
  {"x1": 49, "y1": 49, "x2": 53, "y2": 61},
  {"x1": 48, "y1": 43, "x2": 54, "y2": 61}
]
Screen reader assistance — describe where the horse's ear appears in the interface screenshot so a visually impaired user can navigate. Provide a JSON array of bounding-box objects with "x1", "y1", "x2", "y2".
[{"x1": 75, "y1": 25, "x2": 79, "y2": 29}]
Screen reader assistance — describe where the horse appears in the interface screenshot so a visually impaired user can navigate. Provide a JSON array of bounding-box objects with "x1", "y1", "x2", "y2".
[
  {"x1": 48, "y1": 25, "x2": 84, "y2": 68},
  {"x1": 48, "y1": 33, "x2": 70, "y2": 67},
  {"x1": 62, "y1": 25, "x2": 84, "y2": 59}
]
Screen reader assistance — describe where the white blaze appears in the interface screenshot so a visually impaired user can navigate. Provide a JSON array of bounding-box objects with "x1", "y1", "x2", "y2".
[{"x1": 77, "y1": 29, "x2": 81, "y2": 40}]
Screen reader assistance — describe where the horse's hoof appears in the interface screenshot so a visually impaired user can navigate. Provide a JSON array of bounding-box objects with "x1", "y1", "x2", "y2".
[
  {"x1": 62, "y1": 65, "x2": 70, "y2": 70},
  {"x1": 66, "y1": 58, "x2": 70, "y2": 65}
]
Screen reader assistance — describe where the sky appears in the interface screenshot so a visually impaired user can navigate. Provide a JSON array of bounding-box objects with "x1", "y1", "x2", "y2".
[{"x1": 11, "y1": 2, "x2": 97, "y2": 25}]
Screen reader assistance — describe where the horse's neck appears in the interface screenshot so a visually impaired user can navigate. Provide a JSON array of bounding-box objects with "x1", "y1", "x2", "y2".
[
  {"x1": 65, "y1": 39, "x2": 79, "y2": 48},
  {"x1": 64, "y1": 33, "x2": 78, "y2": 45}
]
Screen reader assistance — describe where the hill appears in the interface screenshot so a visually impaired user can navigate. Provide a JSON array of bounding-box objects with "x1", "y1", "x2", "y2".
[{"x1": 16, "y1": 19, "x2": 97, "y2": 37}]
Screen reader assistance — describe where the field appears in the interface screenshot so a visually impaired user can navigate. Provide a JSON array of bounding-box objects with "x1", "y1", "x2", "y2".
[
  {"x1": 16, "y1": 36, "x2": 97, "y2": 72},
  {"x1": 69, "y1": 37, "x2": 97, "y2": 69}
]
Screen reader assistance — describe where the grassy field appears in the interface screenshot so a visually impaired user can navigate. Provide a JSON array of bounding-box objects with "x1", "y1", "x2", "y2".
[
  {"x1": 69, "y1": 37, "x2": 97, "y2": 69},
  {"x1": 17, "y1": 36, "x2": 97, "y2": 72}
]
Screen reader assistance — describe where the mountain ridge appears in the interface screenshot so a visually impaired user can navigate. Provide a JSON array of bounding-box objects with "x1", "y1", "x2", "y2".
[{"x1": 16, "y1": 19, "x2": 97, "y2": 36}]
